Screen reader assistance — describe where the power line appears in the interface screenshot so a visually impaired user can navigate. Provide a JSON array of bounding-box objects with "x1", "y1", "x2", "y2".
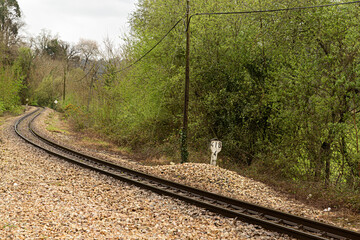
[
  {"x1": 75, "y1": 64, "x2": 95, "y2": 82},
  {"x1": 190, "y1": 1, "x2": 360, "y2": 23},
  {"x1": 114, "y1": 18, "x2": 183, "y2": 74},
  {"x1": 116, "y1": 1, "x2": 360, "y2": 73}
]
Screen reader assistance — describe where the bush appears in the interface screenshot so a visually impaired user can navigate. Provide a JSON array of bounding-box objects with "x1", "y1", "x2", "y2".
[
  {"x1": 33, "y1": 75, "x2": 62, "y2": 106},
  {"x1": 0, "y1": 100, "x2": 4, "y2": 115}
]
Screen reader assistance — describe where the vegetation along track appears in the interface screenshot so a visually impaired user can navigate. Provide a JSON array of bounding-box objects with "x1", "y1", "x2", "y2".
[{"x1": 14, "y1": 107, "x2": 360, "y2": 240}]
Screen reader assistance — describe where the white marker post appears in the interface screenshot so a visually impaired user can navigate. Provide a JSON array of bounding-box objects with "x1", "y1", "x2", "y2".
[{"x1": 210, "y1": 139, "x2": 222, "y2": 166}]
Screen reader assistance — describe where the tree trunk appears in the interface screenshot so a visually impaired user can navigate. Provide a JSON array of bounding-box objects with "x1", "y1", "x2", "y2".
[
  {"x1": 321, "y1": 141, "x2": 331, "y2": 187},
  {"x1": 87, "y1": 75, "x2": 95, "y2": 112}
]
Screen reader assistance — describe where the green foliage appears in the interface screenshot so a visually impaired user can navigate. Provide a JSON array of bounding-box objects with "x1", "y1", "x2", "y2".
[
  {"x1": 33, "y1": 75, "x2": 62, "y2": 106},
  {"x1": 61, "y1": 103, "x2": 87, "y2": 130},
  {"x1": 114, "y1": 0, "x2": 360, "y2": 188},
  {"x1": 53, "y1": 0, "x2": 360, "y2": 196},
  {"x1": 12, "y1": 47, "x2": 33, "y2": 102},
  {"x1": 0, "y1": 0, "x2": 22, "y2": 64},
  {"x1": 0, "y1": 99, "x2": 4, "y2": 115},
  {"x1": 0, "y1": 66, "x2": 23, "y2": 113},
  {"x1": 0, "y1": 1, "x2": 26, "y2": 114}
]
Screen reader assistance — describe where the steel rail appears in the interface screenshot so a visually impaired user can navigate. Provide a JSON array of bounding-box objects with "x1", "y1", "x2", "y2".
[{"x1": 15, "y1": 108, "x2": 360, "y2": 240}]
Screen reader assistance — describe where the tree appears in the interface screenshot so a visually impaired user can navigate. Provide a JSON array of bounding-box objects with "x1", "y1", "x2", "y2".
[
  {"x1": 56, "y1": 0, "x2": 360, "y2": 191},
  {"x1": 12, "y1": 47, "x2": 33, "y2": 103},
  {"x1": 76, "y1": 38, "x2": 99, "y2": 71},
  {"x1": 29, "y1": 30, "x2": 80, "y2": 104},
  {"x1": 0, "y1": 0, "x2": 22, "y2": 64},
  {"x1": 0, "y1": 0, "x2": 21, "y2": 46},
  {"x1": 30, "y1": 30, "x2": 70, "y2": 60}
]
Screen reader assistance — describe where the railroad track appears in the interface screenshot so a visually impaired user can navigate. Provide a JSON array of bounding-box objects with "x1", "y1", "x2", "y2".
[{"x1": 15, "y1": 107, "x2": 360, "y2": 240}]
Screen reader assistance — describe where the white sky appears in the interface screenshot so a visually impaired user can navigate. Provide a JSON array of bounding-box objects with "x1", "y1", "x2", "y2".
[{"x1": 18, "y1": 0, "x2": 138, "y2": 47}]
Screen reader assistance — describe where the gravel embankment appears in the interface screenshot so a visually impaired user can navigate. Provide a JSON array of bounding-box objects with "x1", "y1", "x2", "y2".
[
  {"x1": 35, "y1": 109, "x2": 349, "y2": 225},
  {"x1": 34, "y1": 108, "x2": 360, "y2": 231},
  {"x1": 0, "y1": 108, "x2": 295, "y2": 239}
]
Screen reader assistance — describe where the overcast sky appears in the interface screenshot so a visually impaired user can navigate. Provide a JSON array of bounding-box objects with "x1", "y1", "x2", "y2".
[{"x1": 18, "y1": 0, "x2": 138, "y2": 47}]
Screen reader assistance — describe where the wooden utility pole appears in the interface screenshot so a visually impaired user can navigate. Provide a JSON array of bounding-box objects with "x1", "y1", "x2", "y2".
[
  {"x1": 181, "y1": 0, "x2": 190, "y2": 163},
  {"x1": 63, "y1": 62, "x2": 67, "y2": 102}
]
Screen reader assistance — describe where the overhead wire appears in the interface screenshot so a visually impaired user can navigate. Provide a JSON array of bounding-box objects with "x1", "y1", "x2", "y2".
[
  {"x1": 115, "y1": 1, "x2": 360, "y2": 73},
  {"x1": 75, "y1": 64, "x2": 96, "y2": 82},
  {"x1": 114, "y1": 18, "x2": 183, "y2": 74},
  {"x1": 191, "y1": 1, "x2": 360, "y2": 18},
  {"x1": 188, "y1": 1, "x2": 360, "y2": 28}
]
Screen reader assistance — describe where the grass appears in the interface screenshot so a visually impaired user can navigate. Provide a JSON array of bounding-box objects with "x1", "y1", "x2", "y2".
[
  {"x1": 81, "y1": 137, "x2": 112, "y2": 148},
  {"x1": 45, "y1": 112, "x2": 69, "y2": 134},
  {"x1": 46, "y1": 125, "x2": 68, "y2": 134},
  {"x1": 46, "y1": 110, "x2": 136, "y2": 157}
]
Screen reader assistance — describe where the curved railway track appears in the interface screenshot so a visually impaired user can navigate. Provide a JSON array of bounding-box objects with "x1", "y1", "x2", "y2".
[{"x1": 14, "y1": 107, "x2": 360, "y2": 240}]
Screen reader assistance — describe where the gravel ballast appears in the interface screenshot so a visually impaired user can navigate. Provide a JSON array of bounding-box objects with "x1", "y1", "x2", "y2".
[
  {"x1": 0, "y1": 109, "x2": 297, "y2": 239},
  {"x1": 36, "y1": 110, "x2": 352, "y2": 224}
]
